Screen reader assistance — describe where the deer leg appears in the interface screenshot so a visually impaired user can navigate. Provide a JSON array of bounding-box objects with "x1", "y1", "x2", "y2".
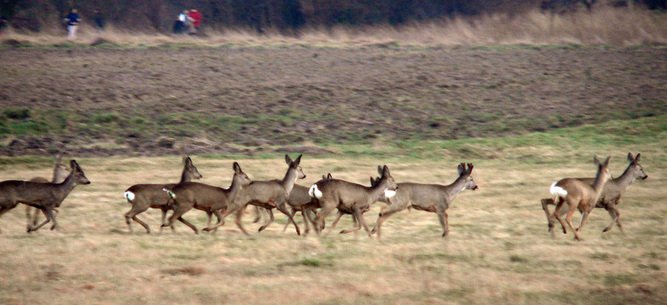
[
  {"x1": 356, "y1": 206, "x2": 373, "y2": 237},
  {"x1": 282, "y1": 207, "x2": 297, "y2": 232},
  {"x1": 315, "y1": 204, "x2": 336, "y2": 235},
  {"x1": 371, "y1": 209, "x2": 401, "y2": 239},
  {"x1": 125, "y1": 204, "x2": 150, "y2": 234},
  {"x1": 329, "y1": 211, "x2": 345, "y2": 232},
  {"x1": 300, "y1": 210, "x2": 311, "y2": 235},
  {"x1": 233, "y1": 207, "x2": 250, "y2": 236},
  {"x1": 563, "y1": 202, "x2": 581, "y2": 241},
  {"x1": 435, "y1": 206, "x2": 449, "y2": 237},
  {"x1": 202, "y1": 209, "x2": 224, "y2": 232},
  {"x1": 604, "y1": 202, "x2": 624, "y2": 233},
  {"x1": 277, "y1": 202, "x2": 301, "y2": 236},
  {"x1": 576, "y1": 203, "x2": 595, "y2": 234},
  {"x1": 552, "y1": 198, "x2": 568, "y2": 235},
  {"x1": 340, "y1": 210, "x2": 362, "y2": 235},
  {"x1": 159, "y1": 208, "x2": 175, "y2": 233},
  {"x1": 252, "y1": 206, "x2": 263, "y2": 223},
  {"x1": 541, "y1": 198, "x2": 556, "y2": 235},
  {"x1": 28, "y1": 208, "x2": 54, "y2": 233},
  {"x1": 174, "y1": 216, "x2": 198, "y2": 234},
  {"x1": 25, "y1": 206, "x2": 34, "y2": 231},
  {"x1": 258, "y1": 208, "x2": 275, "y2": 232},
  {"x1": 32, "y1": 207, "x2": 41, "y2": 227},
  {"x1": 164, "y1": 204, "x2": 197, "y2": 234}
]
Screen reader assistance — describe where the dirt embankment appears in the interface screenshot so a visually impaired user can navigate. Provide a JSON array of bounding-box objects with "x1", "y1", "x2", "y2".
[{"x1": 0, "y1": 45, "x2": 665, "y2": 156}]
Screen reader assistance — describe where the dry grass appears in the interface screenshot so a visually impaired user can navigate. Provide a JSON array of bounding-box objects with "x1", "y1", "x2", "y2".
[
  {"x1": 0, "y1": 145, "x2": 665, "y2": 304},
  {"x1": 3, "y1": 7, "x2": 666, "y2": 48}
]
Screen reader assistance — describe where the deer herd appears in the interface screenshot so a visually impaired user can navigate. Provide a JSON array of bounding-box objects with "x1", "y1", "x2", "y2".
[{"x1": 0, "y1": 152, "x2": 648, "y2": 241}]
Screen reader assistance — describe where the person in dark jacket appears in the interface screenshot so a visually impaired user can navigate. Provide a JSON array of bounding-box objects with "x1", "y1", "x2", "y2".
[
  {"x1": 64, "y1": 9, "x2": 80, "y2": 39},
  {"x1": 93, "y1": 9, "x2": 105, "y2": 32}
]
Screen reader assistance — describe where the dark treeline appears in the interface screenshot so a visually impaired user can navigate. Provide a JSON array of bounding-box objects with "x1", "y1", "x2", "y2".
[{"x1": 1, "y1": 0, "x2": 665, "y2": 33}]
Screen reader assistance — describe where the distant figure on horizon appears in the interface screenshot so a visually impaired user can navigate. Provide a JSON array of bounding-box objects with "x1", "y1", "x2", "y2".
[
  {"x1": 93, "y1": 9, "x2": 105, "y2": 32},
  {"x1": 173, "y1": 10, "x2": 189, "y2": 34},
  {"x1": 64, "y1": 9, "x2": 80, "y2": 39},
  {"x1": 188, "y1": 9, "x2": 202, "y2": 34},
  {"x1": 0, "y1": 16, "x2": 8, "y2": 35}
]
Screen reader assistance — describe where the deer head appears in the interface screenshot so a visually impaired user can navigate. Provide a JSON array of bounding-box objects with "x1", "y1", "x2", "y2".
[
  {"x1": 232, "y1": 162, "x2": 252, "y2": 186},
  {"x1": 184, "y1": 156, "x2": 203, "y2": 179},
  {"x1": 285, "y1": 154, "x2": 306, "y2": 180},
  {"x1": 457, "y1": 163, "x2": 478, "y2": 191},
  {"x1": 70, "y1": 160, "x2": 91, "y2": 185},
  {"x1": 627, "y1": 152, "x2": 648, "y2": 180}
]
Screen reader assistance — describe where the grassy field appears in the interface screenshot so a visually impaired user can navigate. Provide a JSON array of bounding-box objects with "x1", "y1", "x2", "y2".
[{"x1": 0, "y1": 116, "x2": 665, "y2": 304}]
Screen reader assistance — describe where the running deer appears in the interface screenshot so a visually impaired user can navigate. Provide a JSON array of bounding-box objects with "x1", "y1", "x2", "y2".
[
  {"x1": 371, "y1": 163, "x2": 478, "y2": 239},
  {"x1": 162, "y1": 162, "x2": 252, "y2": 234},
  {"x1": 123, "y1": 156, "x2": 202, "y2": 233},
  {"x1": 281, "y1": 173, "x2": 334, "y2": 234},
  {"x1": 309, "y1": 165, "x2": 398, "y2": 236},
  {"x1": 0, "y1": 160, "x2": 90, "y2": 233},
  {"x1": 550, "y1": 156, "x2": 612, "y2": 241},
  {"x1": 26, "y1": 154, "x2": 69, "y2": 229},
  {"x1": 212, "y1": 154, "x2": 306, "y2": 236},
  {"x1": 542, "y1": 153, "x2": 647, "y2": 236}
]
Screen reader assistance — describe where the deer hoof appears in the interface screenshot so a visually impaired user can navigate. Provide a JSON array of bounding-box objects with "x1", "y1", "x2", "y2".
[{"x1": 258, "y1": 226, "x2": 266, "y2": 232}]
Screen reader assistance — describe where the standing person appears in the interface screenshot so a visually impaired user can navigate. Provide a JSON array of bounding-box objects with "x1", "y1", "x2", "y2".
[
  {"x1": 0, "y1": 16, "x2": 8, "y2": 35},
  {"x1": 64, "y1": 9, "x2": 80, "y2": 39},
  {"x1": 93, "y1": 9, "x2": 105, "y2": 32},
  {"x1": 188, "y1": 9, "x2": 202, "y2": 34}
]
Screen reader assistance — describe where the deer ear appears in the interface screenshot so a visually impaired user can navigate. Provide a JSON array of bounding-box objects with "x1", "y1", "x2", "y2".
[
  {"x1": 627, "y1": 152, "x2": 634, "y2": 163},
  {"x1": 457, "y1": 163, "x2": 465, "y2": 176},
  {"x1": 233, "y1": 162, "x2": 241, "y2": 173},
  {"x1": 604, "y1": 156, "x2": 611, "y2": 167},
  {"x1": 635, "y1": 153, "x2": 641, "y2": 162},
  {"x1": 285, "y1": 154, "x2": 292, "y2": 165},
  {"x1": 294, "y1": 154, "x2": 302, "y2": 166},
  {"x1": 327, "y1": 173, "x2": 333, "y2": 179},
  {"x1": 593, "y1": 156, "x2": 601, "y2": 166},
  {"x1": 377, "y1": 166, "x2": 383, "y2": 176},
  {"x1": 467, "y1": 163, "x2": 474, "y2": 175},
  {"x1": 70, "y1": 160, "x2": 80, "y2": 171},
  {"x1": 382, "y1": 165, "x2": 390, "y2": 177}
]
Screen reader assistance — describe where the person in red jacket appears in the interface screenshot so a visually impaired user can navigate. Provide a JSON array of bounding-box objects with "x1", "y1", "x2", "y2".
[{"x1": 188, "y1": 9, "x2": 202, "y2": 34}]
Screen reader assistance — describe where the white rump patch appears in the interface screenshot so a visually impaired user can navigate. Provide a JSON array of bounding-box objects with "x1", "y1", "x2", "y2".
[
  {"x1": 384, "y1": 189, "x2": 397, "y2": 198},
  {"x1": 549, "y1": 182, "x2": 568, "y2": 198},
  {"x1": 124, "y1": 191, "x2": 135, "y2": 202},
  {"x1": 162, "y1": 188, "x2": 176, "y2": 199},
  {"x1": 308, "y1": 184, "x2": 323, "y2": 199}
]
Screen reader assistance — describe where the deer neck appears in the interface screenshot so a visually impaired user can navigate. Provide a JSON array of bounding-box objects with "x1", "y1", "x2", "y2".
[
  {"x1": 281, "y1": 168, "x2": 298, "y2": 195},
  {"x1": 367, "y1": 178, "x2": 387, "y2": 201},
  {"x1": 447, "y1": 176, "x2": 467, "y2": 201},
  {"x1": 179, "y1": 167, "x2": 192, "y2": 183},
  {"x1": 227, "y1": 176, "x2": 243, "y2": 200},
  {"x1": 54, "y1": 173, "x2": 79, "y2": 200},
  {"x1": 614, "y1": 163, "x2": 637, "y2": 193},
  {"x1": 590, "y1": 168, "x2": 610, "y2": 202}
]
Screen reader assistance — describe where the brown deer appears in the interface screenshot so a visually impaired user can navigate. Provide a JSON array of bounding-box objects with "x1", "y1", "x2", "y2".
[
  {"x1": 123, "y1": 156, "x2": 203, "y2": 234},
  {"x1": 281, "y1": 173, "x2": 334, "y2": 234},
  {"x1": 161, "y1": 162, "x2": 252, "y2": 234},
  {"x1": 210, "y1": 154, "x2": 306, "y2": 236},
  {"x1": 550, "y1": 156, "x2": 612, "y2": 241},
  {"x1": 371, "y1": 163, "x2": 478, "y2": 239},
  {"x1": 0, "y1": 160, "x2": 90, "y2": 233},
  {"x1": 26, "y1": 154, "x2": 69, "y2": 229},
  {"x1": 309, "y1": 165, "x2": 398, "y2": 236},
  {"x1": 542, "y1": 152, "x2": 647, "y2": 236}
]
